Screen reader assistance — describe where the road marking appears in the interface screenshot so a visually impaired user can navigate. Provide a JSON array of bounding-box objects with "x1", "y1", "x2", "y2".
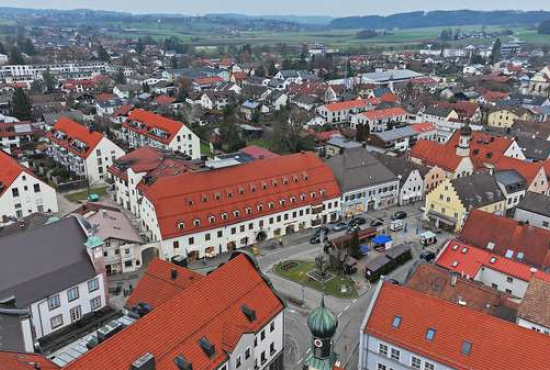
[
  {"x1": 306, "y1": 348, "x2": 311, "y2": 354},
  {"x1": 344, "y1": 305, "x2": 350, "y2": 311},
  {"x1": 298, "y1": 358, "x2": 303, "y2": 364},
  {"x1": 337, "y1": 312, "x2": 343, "y2": 318},
  {"x1": 352, "y1": 299, "x2": 357, "y2": 304},
  {"x1": 287, "y1": 309, "x2": 296, "y2": 314}
]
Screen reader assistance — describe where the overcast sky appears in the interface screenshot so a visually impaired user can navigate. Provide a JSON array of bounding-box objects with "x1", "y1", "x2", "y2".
[{"x1": 1, "y1": 0, "x2": 548, "y2": 16}]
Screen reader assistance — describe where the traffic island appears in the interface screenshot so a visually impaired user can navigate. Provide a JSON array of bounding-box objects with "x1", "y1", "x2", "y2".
[{"x1": 273, "y1": 260, "x2": 358, "y2": 299}]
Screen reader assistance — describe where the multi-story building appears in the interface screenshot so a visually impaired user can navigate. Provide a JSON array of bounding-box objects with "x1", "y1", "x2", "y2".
[
  {"x1": 0, "y1": 216, "x2": 107, "y2": 352},
  {"x1": 350, "y1": 107, "x2": 409, "y2": 132},
  {"x1": 495, "y1": 169, "x2": 527, "y2": 215},
  {"x1": 515, "y1": 191, "x2": 550, "y2": 230},
  {"x1": 0, "y1": 150, "x2": 58, "y2": 221},
  {"x1": 0, "y1": 62, "x2": 109, "y2": 79},
  {"x1": 122, "y1": 109, "x2": 201, "y2": 159},
  {"x1": 116, "y1": 151, "x2": 340, "y2": 260},
  {"x1": 326, "y1": 147, "x2": 399, "y2": 217},
  {"x1": 46, "y1": 118, "x2": 125, "y2": 184},
  {"x1": 359, "y1": 282, "x2": 550, "y2": 370},
  {"x1": 316, "y1": 99, "x2": 380, "y2": 124}
]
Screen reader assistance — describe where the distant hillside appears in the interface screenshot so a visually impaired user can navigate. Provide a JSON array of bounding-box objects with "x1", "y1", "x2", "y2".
[
  {"x1": 207, "y1": 13, "x2": 333, "y2": 25},
  {"x1": 331, "y1": 10, "x2": 550, "y2": 30}
]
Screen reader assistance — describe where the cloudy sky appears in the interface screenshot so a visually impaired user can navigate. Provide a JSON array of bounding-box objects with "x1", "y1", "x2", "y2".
[{"x1": 1, "y1": 0, "x2": 547, "y2": 16}]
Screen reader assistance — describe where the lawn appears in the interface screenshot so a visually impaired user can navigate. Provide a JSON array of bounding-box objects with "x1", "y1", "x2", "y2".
[
  {"x1": 201, "y1": 141, "x2": 213, "y2": 158},
  {"x1": 247, "y1": 139, "x2": 273, "y2": 150},
  {"x1": 274, "y1": 260, "x2": 358, "y2": 299},
  {"x1": 66, "y1": 186, "x2": 108, "y2": 203}
]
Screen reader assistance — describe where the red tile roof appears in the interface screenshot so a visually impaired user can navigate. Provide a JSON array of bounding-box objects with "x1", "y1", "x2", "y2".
[
  {"x1": 0, "y1": 351, "x2": 58, "y2": 370},
  {"x1": 46, "y1": 118, "x2": 104, "y2": 159},
  {"x1": 459, "y1": 210, "x2": 550, "y2": 270},
  {"x1": 482, "y1": 90, "x2": 509, "y2": 102},
  {"x1": 322, "y1": 98, "x2": 380, "y2": 112},
  {"x1": 193, "y1": 76, "x2": 224, "y2": 86},
  {"x1": 156, "y1": 95, "x2": 176, "y2": 105},
  {"x1": 436, "y1": 239, "x2": 550, "y2": 283},
  {"x1": 409, "y1": 140, "x2": 464, "y2": 171},
  {"x1": 123, "y1": 109, "x2": 185, "y2": 145},
  {"x1": 139, "y1": 152, "x2": 341, "y2": 239},
  {"x1": 435, "y1": 101, "x2": 480, "y2": 120},
  {"x1": 494, "y1": 156, "x2": 546, "y2": 185},
  {"x1": 365, "y1": 283, "x2": 550, "y2": 370},
  {"x1": 64, "y1": 254, "x2": 284, "y2": 370},
  {"x1": 126, "y1": 258, "x2": 203, "y2": 309},
  {"x1": 95, "y1": 93, "x2": 115, "y2": 102},
  {"x1": 360, "y1": 107, "x2": 407, "y2": 121},
  {"x1": 239, "y1": 145, "x2": 280, "y2": 159},
  {"x1": 0, "y1": 150, "x2": 36, "y2": 197},
  {"x1": 410, "y1": 122, "x2": 436, "y2": 133},
  {"x1": 113, "y1": 104, "x2": 134, "y2": 117}
]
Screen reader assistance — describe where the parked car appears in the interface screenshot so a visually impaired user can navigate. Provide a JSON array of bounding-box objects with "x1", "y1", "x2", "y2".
[
  {"x1": 420, "y1": 250, "x2": 437, "y2": 262},
  {"x1": 391, "y1": 211, "x2": 407, "y2": 220},
  {"x1": 314, "y1": 226, "x2": 330, "y2": 237},
  {"x1": 390, "y1": 219, "x2": 405, "y2": 232},
  {"x1": 310, "y1": 235, "x2": 322, "y2": 244},
  {"x1": 370, "y1": 218, "x2": 384, "y2": 227},
  {"x1": 346, "y1": 224, "x2": 360, "y2": 234},
  {"x1": 349, "y1": 216, "x2": 367, "y2": 226},
  {"x1": 332, "y1": 222, "x2": 348, "y2": 232}
]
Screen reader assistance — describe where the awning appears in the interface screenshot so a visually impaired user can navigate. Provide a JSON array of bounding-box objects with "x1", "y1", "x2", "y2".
[{"x1": 372, "y1": 235, "x2": 392, "y2": 245}]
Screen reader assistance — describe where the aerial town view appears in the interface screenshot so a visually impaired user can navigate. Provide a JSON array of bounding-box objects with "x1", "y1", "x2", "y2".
[{"x1": 1, "y1": 0, "x2": 550, "y2": 369}]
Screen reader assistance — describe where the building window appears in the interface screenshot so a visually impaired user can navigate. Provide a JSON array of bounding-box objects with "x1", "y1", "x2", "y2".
[
  {"x1": 270, "y1": 321, "x2": 275, "y2": 332},
  {"x1": 173, "y1": 241, "x2": 180, "y2": 249},
  {"x1": 88, "y1": 278, "x2": 99, "y2": 293},
  {"x1": 379, "y1": 343, "x2": 388, "y2": 356},
  {"x1": 189, "y1": 237, "x2": 195, "y2": 245},
  {"x1": 270, "y1": 342, "x2": 275, "y2": 355},
  {"x1": 50, "y1": 314, "x2": 63, "y2": 329},
  {"x1": 390, "y1": 348, "x2": 400, "y2": 361},
  {"x1": 205, "y1": 233, "x2": 211, "y2": 241},
  {"x1": 261, "y1": 330, "x2": 266, "y2": 340},
  {"x1": 411, "y1": 357, "x2": 422, "y2": 369},
  {"x1": 377, "y1": 364, "x2": 387, "y2": 370},
  {"x1": 34, "y1": 184, "x2": 41, "y2": 193},
  {"x1": 506, "y1": 277, "x2": 514, "y2": 283},
  {"x1": 425, "y1": 328, "x2": 436, "y2": 341},
  {"x1": 424, "y1": 362, "x2": 435, "y2": 370},
  {"x1": 70, "y1": 305, "x2": 82, "y2": 323},
  {"x1": 90, "y1": 296, "x2": 102, "y2": 310},
  {"x1": 12, "y1": 188, "x2": 19, "y2": 197},
  {"x1": 67, "y1": 287, "x2": 79, "y2": 302},
  {"x1": 235, "y1": 356, "x2": 242, "y2": 368},
  {"x1": 245, "y1": 347, "x2": 251, "y2": 359},
  {"x1": 48, "y1": 294, "x2": 61, "y2": 310}
]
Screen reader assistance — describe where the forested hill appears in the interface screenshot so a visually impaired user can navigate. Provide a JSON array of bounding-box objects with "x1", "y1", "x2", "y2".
[{"x1": 331, "y1": 10, "x2": 550, "y2": 29}]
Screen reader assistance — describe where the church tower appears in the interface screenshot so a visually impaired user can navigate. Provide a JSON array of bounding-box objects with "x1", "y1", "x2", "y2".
[
  {"x1": 456, "y1": 123, "x2": 472, "y2": 157},
  {"x1": 303, "y1": 297, "x2": 339, "y2": 370}
]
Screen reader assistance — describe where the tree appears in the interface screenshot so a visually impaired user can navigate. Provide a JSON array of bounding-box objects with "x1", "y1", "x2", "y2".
[
  {"x1": 43, "y1": 67, "x2": 57, "y2": 91},
  {"x1": 0, "y1": 42, "x2": 6, "y2": 55},
  {"x1": 21, "y1": 38, "x2": 36, "y2": 56},
  {"x1": 11, "y1": 88, "x2": 32, "y2": 121},
  {"x1": 9, "y1": 46, "x2": 25, "y2": 65},
  {"x1": 348, "y1": 230, "x2": 362, "y2": 259},
  {"x1": 136, "y1": 37, "x2": 145, "y2": 54},
  {"x1": 268, "y1": 61, "x2": 277, "y2": 76},
  {"x1": 490, "y1": 38, "x2": 502, "y2": 64},
  {"x1": 114, "y1": 68, "x2": 126, "y2": 85},
  {"x1": 142, "y1": 82, "x2": 150, "y2": 93},
  {"x1": 355, "y1": 122, "x2": 370, "y2": 143},
  {"x1": 97, "y1": 44, "x2": 111, "y2": 62},
  {"x1": 219, "y1": 120, "x2": 245, "y2": 152},
  {"x1": 538, "y1": 19, "x2": 550, "y2": 35}
]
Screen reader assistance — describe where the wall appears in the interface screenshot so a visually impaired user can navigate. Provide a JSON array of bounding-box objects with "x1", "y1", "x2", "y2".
[
  {"x1": 475, "y1": 267, "x2": 529, "y2": 298},
  {"x1": 0, "y1": 172, "x2": 58, "y2": 220},
  {"x1": 514, "y1": 208, "x2": 550, "y2": 230}
]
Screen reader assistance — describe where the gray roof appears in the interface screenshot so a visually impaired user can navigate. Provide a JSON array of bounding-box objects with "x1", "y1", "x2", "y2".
[
  {"x1": 372, "y1": 126, "x2": 416, "y2": 143},
  {"x1": 374, "y1": 153, "x2": 430, "y2": 185},
  {"x1": 326, "y1": 135, "x2": 363, "y2": 150},
  {"x1": 0, "y1": 311, "x2": 27, "y2": 351},
  {"x1": 517, "y1": 191, "x2": 550, "y2": 217},
  {"x1": 43, "y1": 111, "x2": 84, "y2": 126},
  {"x1": 361, "y1": 69, "x2": 422, "y2": 83},
  {"x1": 515, "y1": 136, "x2": 550, "y2": 161},
  {"x1": 423, "y1": 106, "x2": 454, "y2": 117},
  {"x1": 0, "y1": 217, "x2": 97, "y2": 308},
  {"x1": 495, "y1": 170, "x2": 527, "y2": 193},
  {"x1": 279, "y1": 70, "x2": 300, "y2": 78},
  {"x1": 325, "y1": 147, "x2": 398, "y2": 192},
  {"x1": 452, "y1": 172, "x2": 505, "y2": 209}
]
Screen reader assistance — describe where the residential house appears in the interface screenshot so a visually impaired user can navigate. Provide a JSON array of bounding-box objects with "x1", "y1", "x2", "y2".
[
  {"x1": 123, "y1": 109, "x2": 200, "y2": 159},
  {"x1": 493, "y1": 156, "x2": 548, "y2": 194},
  {"x1": 201, "y1": 91, "x2": 229, "y2": 111},
  {"x1": 351, "y1": 107, "x2": 409, "y2": 132},
  {"x1": 495, "y1": 169, "x2": 527, "y2": 215},
  {"x1": 316, "y1": 99, "x2": 380, "y2": 124},
  {"x1": 369, "y1": 126, "x2": 417, "y2": 153},
  {"x1": 517, "y1": 278, "x2": 550, "y2": 335},
  {"x1": 113, "y1": 84, "x2": 142, "y2": 100},
  {"x1": 0, "y1": 216, "x2": 107, "y2": 351},
  {"x1": 326, "y1": 147, "x2": 399, "y2": 217},
  {"x1": 0, "y1": 150, "x2": 58, "y2": 221},
  {"x1": 487, "y1": 107, "x2": 532, "y2": 128},
  {"x1": 359, "y1": 282, "x2": 550, "y2": 370},
  {"x1": 325, "y1": 135, "x2": 363, "y2": 157},
  {"x1": 515, "y1": 135, "x2": 550, "y2": 162},
  {"x1": 425, "y1": 172, "x2": 505, "y2": 232},
  {"x1": 263, "y1": 90, "x2": 288, "y2": 111},
  {"x1": 46, "y1": 118, "x2": 125, "y2": 184},
  {"x1": 528, "y1": 65, "x2": 550, "y2": 96},
  {"x1": 375, "y1": 154, "x2": 429, "y2": 205},
  {"x1": 515, "y1": 191, "x2": 550, "y2": 230}
]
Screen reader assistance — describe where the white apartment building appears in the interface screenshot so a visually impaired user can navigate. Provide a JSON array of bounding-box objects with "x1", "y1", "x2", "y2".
[
  {"x1": 0, "y1": 62, "x2": 109, "y2": 79},
  {"x1": 123, "y1": 109, "x2": 201, "y2": 159},
  {"x1": 46, "y1": 117, "x2": 125, "y2": 184},
  {"x1": 316, "y1": 99, "x2": 379, "y2": 124},
  {"x1": 0, "y1": 150, "x2": 58, "y2": 221}
]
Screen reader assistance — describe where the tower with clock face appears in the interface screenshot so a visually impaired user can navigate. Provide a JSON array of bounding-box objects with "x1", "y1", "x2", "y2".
[{"x1": 303, "y1": 296, "x2": 339, "y2": 370}]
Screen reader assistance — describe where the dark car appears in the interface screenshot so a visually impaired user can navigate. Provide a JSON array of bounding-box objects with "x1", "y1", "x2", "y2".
[
  {"x1": 332, "y1": 222, "x2": 348, "y2": 232},
  {"x1": 420, "y1": 250, "x2": 437, "y2": 262},
  {"x1": 346, "y1": 224, "x2": 360, "y2": 234},
  {"x1": 349, "y1": 216, "x2": 367, "y2": 226},
  {"x1": 391, "y1": 211, "x2": 407, "y2": 220},
  {"x1": 314, "y1": 226, "x2": 330, "y2": 237},
  {"x1": 310, "y1": 235, "x2": 322, "y2": 245},
  {"x1": 370, "y1": 218, "x2": 384, "y2": 227}
]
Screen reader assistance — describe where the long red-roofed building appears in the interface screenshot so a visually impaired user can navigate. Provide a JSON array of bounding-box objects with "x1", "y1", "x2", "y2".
[
  {"x1": 316, "y1": 98, "x2": 380, "y2": 124},
  {"x1": 46, "y1": 118, "x2": 125, "y2": 184},
  {"x1": 360, "y1": 282, "x2": 550, "y2": 370},
  {"x1": 0, "y1": 351, "x2": 59, "y2": 370},
  {"x1": 132, "y1": 151, "x2": 340, "y2": 260},
  {"x1": 351, "y1": 107, "x2": 409, "y2": 132},
  {"x1": 0, "y1": 150, "x2": 58, "y2": 221},
  {"x1": 122, "y1": 109, "x2": 201, "y2": 159}
]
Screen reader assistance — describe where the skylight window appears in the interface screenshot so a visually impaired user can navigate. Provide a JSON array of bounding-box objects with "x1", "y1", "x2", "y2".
[
  {"x1": 451, "y1": 261, "x2": 459, "y2": 268},
  {"x1": 452, "y1": 244, "x2": 459, "y2": 251},
  {"x1": 461, "y1": 340, "x2": 472, "y2": 355},
  {"x1": 425, "y1": 328, "x2": 436, "y2": 341},
  {"x1": 505, "y1": 249, "x2": 514, "y2": 259},
  {"x1": 461, "y1": 247, "x2": 468, "y2": 254},
  {"x1": 392, "y1": 316, "x2": 402, "y2": 328},
  {"x1": 490, "y1": 257, "x2": 497, "y2": 264}
]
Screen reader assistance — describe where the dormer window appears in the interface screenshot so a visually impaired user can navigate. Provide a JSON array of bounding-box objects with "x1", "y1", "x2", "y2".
[
  {"x1": 257, "y1": 204, "x2": 264, "y2": 211},
  {"x1": 293, "y1": 175, "x2": 299, "y2": 183},
  {"x1": 187, "y1": 199, "x2": 194, "y2": 206},
  {"x1": 209, "y1": 215, "x2": 216, "y2": 224},
  {"x1": 227, "y1": 190, "x2": 233, "y2": 198},
  {"x1": 238, "y1": 187, "x2": 245, "y2": 195},
  {"x1": 261, "y1": 182, "x2": 268, "y2": 190},
  {"x1": 234, "y1": 210, "x2": 241, "y2": 218},
  {"x1": 177, "y1": 221, "x2": 185, "y2": 230},
  {"x1": 282, "y1": 177, "x2": 289, "y2": 185},
  {"x1": 311, "y1": 192, "x2": 316, "y2": 199},
  {"x1": 280, "y1": 199, "x2": 286, "y2": 206},
  {"x1": 250, "y1": 184, "x2": 257, "y2": 193},
  {"x1": 320, "y1": 189, "x2": 326, "y2": 196},
  {"x1": 222, "y1": 212, "x2": 228, "y2": 221},
  {"x1": 193, "y1": 218, "x2": 201, "y2": 227},
  {"x1": 300, "y1": 194, "x2": 306, "y2": 201},
  {"x1": 245, "y1": 206, "x2": 252, "y2": 215},
  {"x1": 214, "y1": 192, "x2": 222, "y2": 200},
  {"x1": 268, "y1": 202, "x2": 274, "y2": 209},
  {"x1": 302, "y1": 172, "x2": 309, "y2": 181},
  {"x1": 202, "y1": 195, "x2": 209, "y2": 203},
  {"x1": 272, "y1": 180, "x2": 278, "y2": 187},
  {"x1": 290, "y1": 196, "x2": 297, "y2": 203}
]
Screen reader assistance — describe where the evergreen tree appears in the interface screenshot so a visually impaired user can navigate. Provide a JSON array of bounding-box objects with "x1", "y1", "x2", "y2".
[
  {"x1": 268, "y1": 61, "x2": 277, "y2": 76},
  {"x1": 9, "y1": 46, "x2": 25, "y2": 65},
  {"x1": 11, "y1": 88, "x2": 32, "y2": 121},
  {"x1": 43, "y1": 67, "x2": 57, "y2": 91},
  {"x1": 143, "y1": 82, "x2": 150, "y2": 93},
  {"x1": 97, "y1": 44, "x2": 111, "y2": 62},
  {"x1": 0, "y1": 42, "x2": 6, "y2": 55},
  {"x1": 21, "y1": 38, "x2": 36, "y2": 56},
  {"x1": 114, "y1": 68, "x2": 126, "y2": 85},
  {"x1": 136, "y1": 38, "x2": 145, "y2": 54},
  {"x1": 490, "y1": 38, "x2": 502, "y2": 64}
]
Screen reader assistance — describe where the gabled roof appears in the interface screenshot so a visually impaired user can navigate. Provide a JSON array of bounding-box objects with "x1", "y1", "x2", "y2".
[
  {"x1": 516, "y1": 191, "x2": 550, "y2": 218},
  {"x1": 321, "y1": 98, "x2": 380, "y2": 112},
  {"x1": 125, "y1": 258, "x2": 203, "y2": 309},
  {"x1": 0, "y1": 351, "x2": 58, "y2": 370},
  {"x1": 63, "y1": 254, "x2": 284, "y2": 370},
  {"x1": 360, "y1": 107, "x2": 407, "y2": 121},
  {"x1": 364, "y1": 283, "x2": 550, "y2": 370},
  {"x1": 447, "y1": 131, "x2": 514, "y2": 166},
  {"x1": 239, "y1": 145, "x2": 280, "y2": 160},
  {"x1": 123, "y1": 109, "x2": 185, "y2": 145},
  {"x1": 494, "y1": 156, "x2": 545, "y2": 185},
  {"x1": 459, "y1": 210, "x2": 550, "y2": 270},
  {"x1": 452, "y1": 172, "x2": 504, "y2": 209},
  {"x1": 46, "y1": 118, "x2": 104, "y2": 159},
  {"x1": 0, "y1": 150, "x2": 36, "y2": 197},
  {"x1": 518, "y1": 278, "x2": 550, "y2": 328},
  {"x1": 410, "y1": 140, "x2": 464, "y2": 172},
  {"x1": 140, "y1": 152, "x2": 340, "y2": 239}
]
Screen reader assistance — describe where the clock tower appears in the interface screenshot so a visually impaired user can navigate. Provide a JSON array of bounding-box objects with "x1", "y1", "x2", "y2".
[{"x1": 303, "y1": 297, "x2": 339, "y2": 370}]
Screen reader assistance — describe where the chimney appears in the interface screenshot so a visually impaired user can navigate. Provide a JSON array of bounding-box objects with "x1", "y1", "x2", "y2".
[
  {"x1": 170, "y1": 269, "x2": 178, "y2": 281},
  {"x1": 131, "y1": 353, "x2": 155, "y2": 370}
]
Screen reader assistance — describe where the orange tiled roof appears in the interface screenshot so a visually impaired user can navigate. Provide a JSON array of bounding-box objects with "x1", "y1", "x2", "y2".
[
  {"x1": 360, "y1": 107, "x2": 407, "y2": 121},
  {"x1": 63, "y1": 254, "x2": 284, "y2": 370},
  {"x1": 365, "y1": 283, "x2": 550, "y2": 370},
  {"x1": 0, "y1": 351, "x2": 58, "y2": 370},
  {"x1": 46, "y1": 117, "x2": 104, "y2": 159},
  {"x1": 139, "y1": 152, "x2": 341, "y2": 239},
  {"x1": 123, "y1": 109, "x2": 185, "y2": 145},
  {"x1": 494, "y1": 156, "x2": 545, "y2": 185},
  {"x1": 409, "y1": 140, "x2": 463, "y2": 171},
  {"x1": 126, "y1": 258, "x2": 203, "y2": 309},
  {"x1": 323, "y1": 98, "x2": 380, "y2": 112},
  {"x1": 0, "y1": 150, "x2": 38, "y2": 197},
  {"x1": 410, "y1": 122, "x2": 436, "y2": 133}
]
